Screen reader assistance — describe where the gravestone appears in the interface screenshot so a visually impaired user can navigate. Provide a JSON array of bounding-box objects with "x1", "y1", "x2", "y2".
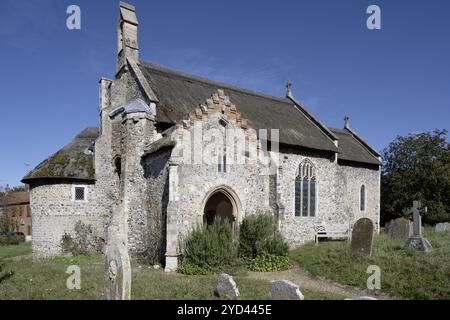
[
  {"x1": 386, "y1": 218, "x2": 412, "y2": 242},
  {"x1": 435, "y1": 222, "x2": 450, "y2": 233},
  {"x1": 268, "y1": 280, "x2": 304, "y2": 300},
  {"x1": 345, "y1": 296, "x2": 377, "y2": 300},
  {"x1": 215, "y1": 273, "x2": 240, "y2": 300},
  {"x1": 104, "y1": 242, "x2": 132, "y2": 300},
  {"x1": 350, "y1": 218, "x2": 374, "y2": 255},
  {"x1": 405, "y1": 201, "x2": 432, "y2": 252}
]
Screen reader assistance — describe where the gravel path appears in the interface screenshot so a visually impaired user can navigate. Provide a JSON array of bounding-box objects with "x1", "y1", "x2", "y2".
[{"x1": 246, "y1": 265, "x2": 402, "y2": 300}]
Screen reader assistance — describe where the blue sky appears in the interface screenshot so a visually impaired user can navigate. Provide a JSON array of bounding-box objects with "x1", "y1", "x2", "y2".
[{"x1": 1, "y1": 0, "x2": 449, "y2": 187}]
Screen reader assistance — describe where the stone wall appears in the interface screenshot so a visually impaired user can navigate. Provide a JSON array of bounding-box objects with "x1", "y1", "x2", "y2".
[
  {"x1": 121, "y1": 111, "x2": 155, "y2": 253},
  {"x1": 30, "y1": 182, "x2": 107, "y2": 257},
  {"x1": 276, "y1": 148, "x2": 339, "y2": 246},
  {"x1": 337, "y1": 163, "x2": 380, "y2": 230},
  {"x1": 160, "y1": 92, "x2": 277, "y2": 270},
  {"x1": 277, "y1": 146, "x2": 380, "y2": 247},
  {"x1": 142, "y1": 149, "x2": 171, "y2": 263}
]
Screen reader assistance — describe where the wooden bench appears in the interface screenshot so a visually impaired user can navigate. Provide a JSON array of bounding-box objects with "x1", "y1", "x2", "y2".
[{"x1": 314, "y1": 224, "x2": 351, "y2": 244}]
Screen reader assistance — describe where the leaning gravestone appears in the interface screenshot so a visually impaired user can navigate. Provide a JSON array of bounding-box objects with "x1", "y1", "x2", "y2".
[
  {"x1": 387, "y1": 218, "x2": 412, "y2": 242},
  {"x1": 215, "y1": 273, "x2": 240, "y2": 300},
  {"x1": 405, "y1": 201, "x2": 432, "y2": 252},
  {"x1": 435, "y1": 222, "x2": 450, "y2": 233},
  {"x1": 350, "y1": 218, "x2": 374, "y2": 256},
  {"x1": 345, "y1": 296, "x2": 377, "y2": 300},
  {"x1": 268, "y1": 280, "x2": 304, "y2": 300},
  {"x1": 104, "y1": 242, "x2": 131, "y2": 300}
]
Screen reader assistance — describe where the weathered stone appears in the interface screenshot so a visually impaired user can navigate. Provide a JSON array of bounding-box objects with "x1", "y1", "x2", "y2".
[
  {"x1": 435, "y1": 222, "x2": 450, "y2": 232},
  {"x1": 215, "y1": 273, "x2": 240, "y2": 300},
  {"x1": 405, "y1": 235, "x2": 433, "y2": 252},
  {"x1": 351, "y1": 218, "x2": 374, "y2": 255},
  {"x1": 386, "y1": 218, "x2": 412, "y2": 242},
  {"x1": 405, "y1": 201, "x2": 432, "y2": 252},
  {"x1": 345, "y1": 296, "x2": 377, "y2": 300},
  {"x1": 104, "y1": 242, "x2": 131, "y2": 300},
  {"x1": 268, "y1": 280, "x2": 304, "y2": 300}
]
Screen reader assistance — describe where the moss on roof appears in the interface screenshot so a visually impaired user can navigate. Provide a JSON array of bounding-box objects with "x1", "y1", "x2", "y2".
[{"x1": 22, "y1": 127, "x2": 98, "y2": 183}]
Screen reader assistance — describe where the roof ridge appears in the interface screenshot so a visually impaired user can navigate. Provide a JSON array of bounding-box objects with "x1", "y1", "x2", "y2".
[
  {"x1": 139, "y1": 60, "x2": 292, "y2": 105},
  {"x1": 330, "y1": 127, "x2": 351, "y2": 134},
  {"x1": 343, "y1": 127, "x2": 380, "y2": 158}
]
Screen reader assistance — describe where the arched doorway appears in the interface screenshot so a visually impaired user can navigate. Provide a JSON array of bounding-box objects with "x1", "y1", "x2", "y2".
[{"x1": 203, "y1": 192, "x2": 235, "y2": 226}]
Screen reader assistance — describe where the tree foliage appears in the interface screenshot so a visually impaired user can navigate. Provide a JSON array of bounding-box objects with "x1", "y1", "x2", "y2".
[{"x1": 381, "y1": 129, "x2": 450, "y2": 225}]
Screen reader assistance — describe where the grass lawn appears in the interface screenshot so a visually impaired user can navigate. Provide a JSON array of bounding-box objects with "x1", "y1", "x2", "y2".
[
  {"x1": 290, "y1": 227, "x2": 450, "y2": 300},
  {"x1": 0, "y1": 242, "x2": 32, "y2": 260},
  {"x1": 0, "y1": 246, "x2": 338, "y2": 300}
]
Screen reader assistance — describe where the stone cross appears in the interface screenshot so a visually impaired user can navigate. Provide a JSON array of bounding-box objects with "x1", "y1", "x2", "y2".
[
  {"x1": 405, "y1": 200, "x2": 432, "y2": 252},
  {"x1": 409, "y1": 200, "x2": 427, "y2": 236},
  {"x1": 286, "y1": 80, "x2": 292, "y2": 97},
  {"x1": 344, "y1": 116, "x2": 350, "y2": 129}
]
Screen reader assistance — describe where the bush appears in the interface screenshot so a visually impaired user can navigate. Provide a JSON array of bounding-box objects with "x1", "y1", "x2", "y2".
[
  {"x1": 179, "y1": 219, "x2": 238, "y2": 274},
  {"x1": 177, "y1": 261, "x2": 212, "y2": 275},
  {"x1": 0, "y1": 234, "x2": 25, "y2": 245},
  {"x1": 239, "y1": 214, "x2": 289, "y2": 258},
  {"x1": 242, "y1": 252, "x2": 293, "y2": 272},
  {"x1": 61, "y1": 221, "x2": 104, "y2": 255},
  {"x1": 0, "y1": 262, "x2": 13, "y2": 283},
  {"x1": 61, "y1": 233, "x2": 74, "y2": 253}
]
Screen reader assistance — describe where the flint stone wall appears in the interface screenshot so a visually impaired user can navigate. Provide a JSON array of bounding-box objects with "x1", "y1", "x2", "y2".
[{"x1": 30, "y1": 182, "x2": 107, "y2": 257}]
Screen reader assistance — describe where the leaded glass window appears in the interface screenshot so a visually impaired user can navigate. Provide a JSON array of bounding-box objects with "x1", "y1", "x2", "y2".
[{"x1": 294, "y1": 160, "x2": 316, "y2": 217}]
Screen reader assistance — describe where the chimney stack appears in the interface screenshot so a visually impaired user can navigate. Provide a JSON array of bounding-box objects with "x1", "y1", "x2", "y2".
[{"x1": 116, "y1": 2, "x2": 139, "y2": 75}]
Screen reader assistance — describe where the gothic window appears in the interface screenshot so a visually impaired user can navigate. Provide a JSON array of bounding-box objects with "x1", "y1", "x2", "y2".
[
  {"x1": 218, "y1": 129, "x2": 227, "y2": 173},
  {"x1": 360, "y1": 185, "x2": 365, "y2": 211},
  {"x1": 295, "y1": 160, "x2": 316, "y2": 217}
]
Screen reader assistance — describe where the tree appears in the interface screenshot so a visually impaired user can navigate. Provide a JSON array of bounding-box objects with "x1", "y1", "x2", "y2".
[{"x1": 381, "y1": 129, "x2": 450, "y2": 225}]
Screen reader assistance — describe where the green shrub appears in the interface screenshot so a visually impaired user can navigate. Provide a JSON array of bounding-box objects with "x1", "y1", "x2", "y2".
[
  {"x1": 177, "y1": 261, "x2": 212, "y2": 275},
  {"x1": 239, "y1": 214, "x2": 289, "y2": 258},
  {"x1": 242, "y1": 252, "x2": 293, "y2": 272},
  {"x1": 0, "y1": 262, "x2": 13, "y2": 283},
  {"x1": 179, "y1": 219, "x2": 238, "y2": 274},
  {"x1": 61, "y1": 233, "x2": 74, "y2": 253},
  {"x1": 60, "y1": 221, "x2": 104, "y2": 256},
  {"x1": 0, "y1": 234, "x2": 25, "y2": 245}
]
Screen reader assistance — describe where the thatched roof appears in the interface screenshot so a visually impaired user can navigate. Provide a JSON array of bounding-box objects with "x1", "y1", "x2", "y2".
[
  {"x1": 23, "y1": 61, "x2": 379, "y2": 183},
  {"x1": 22, "y1": 128, "x2": 98, "y2": 183},
  {"x1": 139, "y1": 61, "x2": 338, "y2": 153},
  {"x1": 330, "y1": 128, "x2": 380, "y2": 165}
]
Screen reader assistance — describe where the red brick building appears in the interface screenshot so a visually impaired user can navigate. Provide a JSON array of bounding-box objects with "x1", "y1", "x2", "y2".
[{"x1": 0, "y1": 191, "x2": 32, "y2": 236}]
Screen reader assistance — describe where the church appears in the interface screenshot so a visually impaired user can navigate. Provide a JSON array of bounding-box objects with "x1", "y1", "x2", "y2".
[{"x1": 22, "y1": 2, "x2": 380, "y2": 271}]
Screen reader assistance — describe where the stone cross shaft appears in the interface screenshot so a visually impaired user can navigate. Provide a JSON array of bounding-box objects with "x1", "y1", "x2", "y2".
[{"x1": 410, "y1": 201, "x2": 427, "y2": 236}]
